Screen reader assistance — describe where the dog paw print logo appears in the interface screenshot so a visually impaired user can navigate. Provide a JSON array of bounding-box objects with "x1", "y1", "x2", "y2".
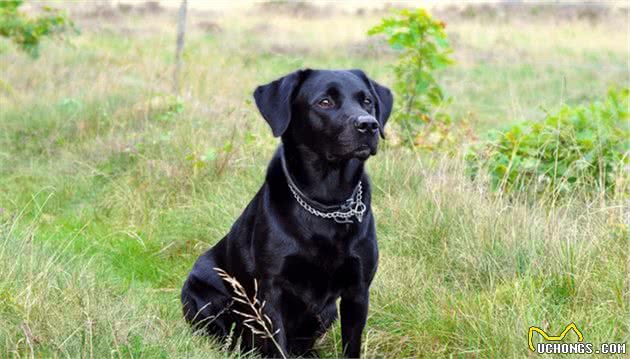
[{"x1": 528, "y1": 323, "x2": 584, "y2": 353}]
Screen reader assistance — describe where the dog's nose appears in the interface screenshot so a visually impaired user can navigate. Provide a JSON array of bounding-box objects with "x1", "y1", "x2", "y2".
[{"x1": 354, "y1": 115, "x2": 379, "y2": 134}]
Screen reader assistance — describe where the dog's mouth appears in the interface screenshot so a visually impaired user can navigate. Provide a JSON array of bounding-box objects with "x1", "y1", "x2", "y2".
[
  {"x1": 351, "y1": 144, "x2": 376, "y2": 160},
  {"x1": 325, "y1": 144, "x2": 377, "y2": 162}
]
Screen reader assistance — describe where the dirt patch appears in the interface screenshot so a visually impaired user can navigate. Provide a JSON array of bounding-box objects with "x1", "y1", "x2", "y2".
[
  {"x1": 266, "y1": 43, "x2": 312, "y2": 57},
  {"x1": 433, "y1": 2, "x2": 618, "y2": 24},
  {"x1": 197, "y1": 21, "x2": 222, "y2": 34},
  {"x1": 70, "y1": 1, "x2": 166, "y2": 20},
  {"x1": 254, "y1": 1, "x2": 329, "y2": 18},
  {"x1": 342, "y1": 37, "x2": 395, "y2": 58}
]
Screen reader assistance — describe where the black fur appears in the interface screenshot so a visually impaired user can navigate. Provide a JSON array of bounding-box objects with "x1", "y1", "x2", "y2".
[{"x1": 181, "y1": 69, "x2": 393, "y2": 358}]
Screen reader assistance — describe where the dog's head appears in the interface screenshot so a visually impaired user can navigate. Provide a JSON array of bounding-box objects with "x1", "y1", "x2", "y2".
[{"x1": 254, "y1": 69, "x2": 393, "y2": 161}]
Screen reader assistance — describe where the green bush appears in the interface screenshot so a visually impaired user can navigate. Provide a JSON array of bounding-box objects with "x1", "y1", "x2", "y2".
[
  {"x1": 0, "y1": 0, "x2": 75, "y2": 58},
  {"x1": 368, "y1": 9, "x2": 453, "y2": 143},
  {"x1": 468, "y1": 88, "x2": 629, "y2": 197}
]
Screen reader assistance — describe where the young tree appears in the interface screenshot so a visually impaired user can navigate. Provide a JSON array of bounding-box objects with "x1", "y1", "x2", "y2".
[{"x1": 0, "y1": 0, "x2": 75, "y2": 58}]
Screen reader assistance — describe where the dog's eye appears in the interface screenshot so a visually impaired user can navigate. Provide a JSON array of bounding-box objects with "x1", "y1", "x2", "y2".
[
  {"x1": 317, "y1": 98, "x2": 334, "y2": 109},
  {"x1": 363, "y1": 98, "x2": 373, "y2": 106}
]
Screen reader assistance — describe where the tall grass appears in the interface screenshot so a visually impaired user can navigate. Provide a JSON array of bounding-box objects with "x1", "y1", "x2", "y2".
[{"x1": 0, "y1": 4, "x2": 628, "y2": 358}]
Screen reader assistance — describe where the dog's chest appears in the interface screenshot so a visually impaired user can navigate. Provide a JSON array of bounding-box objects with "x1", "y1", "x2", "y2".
[{"x1": 279, "y1": 238, "x2": 363, "y2": 305}]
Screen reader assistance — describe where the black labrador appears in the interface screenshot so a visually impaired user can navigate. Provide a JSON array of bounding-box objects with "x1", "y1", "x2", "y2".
[{"x1": 181, "y1": 69, "x2": 393, "y2": 358}]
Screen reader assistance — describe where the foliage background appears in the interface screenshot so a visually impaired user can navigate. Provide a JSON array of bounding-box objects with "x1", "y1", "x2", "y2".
[{"x1": 0, "y1": 1, "x2": 628, "y2": 358}]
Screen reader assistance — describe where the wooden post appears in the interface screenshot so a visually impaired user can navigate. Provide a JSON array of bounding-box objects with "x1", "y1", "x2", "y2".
[{"x1": 173, "y1": 0, "x2": 188, "y2": 95}]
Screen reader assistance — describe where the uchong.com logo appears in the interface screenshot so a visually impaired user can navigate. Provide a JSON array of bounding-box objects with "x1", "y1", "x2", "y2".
[{"x1": 528, "y1": 323, "x2": 626, "y2": 355}]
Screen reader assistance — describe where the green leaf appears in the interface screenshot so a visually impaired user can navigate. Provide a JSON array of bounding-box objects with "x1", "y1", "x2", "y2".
[{"x1": 202, "y1": 149, "x2": 217, "y2": 162}]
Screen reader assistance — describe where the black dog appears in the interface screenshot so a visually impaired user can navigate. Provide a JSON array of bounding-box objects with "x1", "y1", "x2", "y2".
[{"x1": 181, "y1": 69, "x2": 392, "y2": 358}]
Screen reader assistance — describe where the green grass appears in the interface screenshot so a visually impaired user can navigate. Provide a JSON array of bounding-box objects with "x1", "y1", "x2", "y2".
[{"x1": 1, "y1": 4, "x2": 628, "y2": 358}]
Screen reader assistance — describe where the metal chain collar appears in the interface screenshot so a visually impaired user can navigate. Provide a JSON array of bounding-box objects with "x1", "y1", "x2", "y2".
[{"x1": 282, "y1": 154, "x2": 367, "y2": 224}]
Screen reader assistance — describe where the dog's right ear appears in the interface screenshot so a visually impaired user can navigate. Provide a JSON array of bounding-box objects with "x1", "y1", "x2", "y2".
[{"x1": 253, "y1": 70, "x2": 309, "y2": 137}]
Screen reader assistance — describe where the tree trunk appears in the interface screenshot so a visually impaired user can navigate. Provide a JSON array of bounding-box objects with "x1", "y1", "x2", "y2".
[{"x1": 173, "y1": 0, "x2": 188, "y2": 95}]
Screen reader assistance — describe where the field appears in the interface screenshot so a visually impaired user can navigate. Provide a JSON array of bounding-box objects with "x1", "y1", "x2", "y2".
[{"x1": 0, "y1": 2, "x2": 628, "y2": 358}]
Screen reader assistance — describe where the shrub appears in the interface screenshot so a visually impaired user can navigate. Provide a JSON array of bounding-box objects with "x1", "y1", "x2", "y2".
[
  {"x1": 467, "y1": 88, "x2": 629, "y2": 197},
  {"x1": 368, "y1": 9, "x2": 454, "y2": 144},
  {"x1": 0, "y1": 0, "x2": 75, "y2": 58}
]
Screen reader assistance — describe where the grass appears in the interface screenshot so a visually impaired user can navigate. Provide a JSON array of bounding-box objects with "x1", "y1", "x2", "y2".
[{"x1": 0, "y1": 3, "x2": 628, "y2": 358}]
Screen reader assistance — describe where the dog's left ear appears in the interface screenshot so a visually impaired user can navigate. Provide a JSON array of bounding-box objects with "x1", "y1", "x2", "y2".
[
  {"x1": 350, "y1": 69, "x2": 394, "y2": 139},
  {"x1": 253, "y1": 69, "x2": 309, "y2": 137}
]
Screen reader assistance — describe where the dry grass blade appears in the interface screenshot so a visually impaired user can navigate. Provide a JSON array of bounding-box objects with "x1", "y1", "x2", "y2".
[{"x1": 214, "y1": 267, "x2": 287, "y2": 359}]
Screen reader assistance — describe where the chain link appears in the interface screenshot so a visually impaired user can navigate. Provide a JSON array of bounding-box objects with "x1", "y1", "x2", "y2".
[{"x1": 287, "y1": 180, "x2": 366, "y2": 223}]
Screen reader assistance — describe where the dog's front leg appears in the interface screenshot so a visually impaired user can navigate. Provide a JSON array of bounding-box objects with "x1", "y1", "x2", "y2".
[
  {"x1": 340, "y1": 291, "x2": 369, "y2": 358},
  {"x1": 257, "y1": 282, "x2": 288, "y2": 358}
]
